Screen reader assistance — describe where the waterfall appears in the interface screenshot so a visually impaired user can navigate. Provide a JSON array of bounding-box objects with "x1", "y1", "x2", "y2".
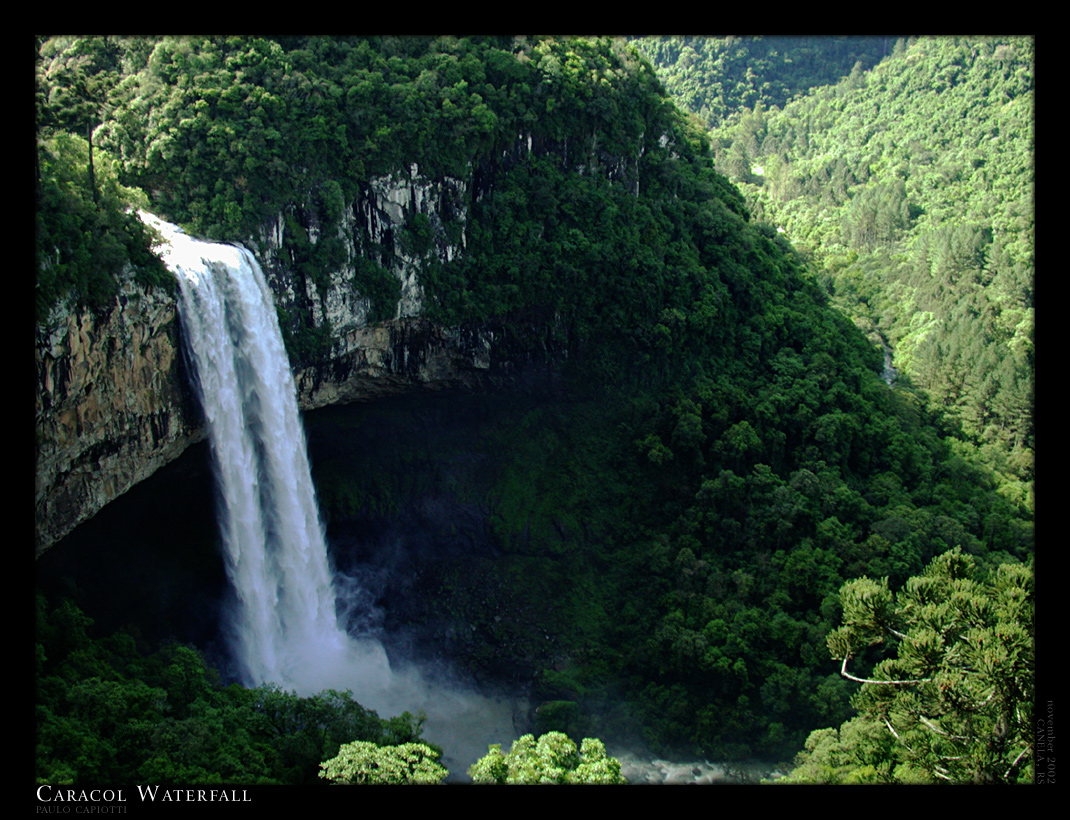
[
  {"x1": 145, "y1": 214, "x2": 390, "y2": 699},
  {"x1": 879, "y1": 336, "x2": 898, "y2": 386},
  {"x1": 145, "y1": 213, "x2": 519, "y2": 774}
]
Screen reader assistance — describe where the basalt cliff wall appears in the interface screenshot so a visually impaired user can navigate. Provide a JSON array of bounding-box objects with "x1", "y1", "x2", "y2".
[{"x1": 35, "y1": 163, "x2": 557, "y2": 556}]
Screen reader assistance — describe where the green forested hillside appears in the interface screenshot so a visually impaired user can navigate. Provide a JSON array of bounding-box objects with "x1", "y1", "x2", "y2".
[
  {"x1": 36, "y1": 35, "x2": 1033, "y2": 780},
  {"x1": 694, "y1": 36, "x2": 1033, "y2": 496},
  {"x1": 631, "y1": 35, "x2": 892, "y2": 129}
]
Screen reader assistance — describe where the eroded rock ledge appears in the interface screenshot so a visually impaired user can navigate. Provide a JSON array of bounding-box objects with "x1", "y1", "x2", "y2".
[
  {"x1": 36, "y1": 161, "x2": 562, "y2": 556},
  {"x1": 34, "y1": 281, "x2": 519, "y2": 557}
]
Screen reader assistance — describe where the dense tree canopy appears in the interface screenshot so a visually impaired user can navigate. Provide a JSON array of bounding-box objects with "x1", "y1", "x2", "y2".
[
  {"x1": 631, "y1": 36, "x2": 892, "y2": 130},
  {"x1": 35, "y1": 592, "x2": 428, "y2": 785},
  {"x1": 779, "y1": 549, "x2": 1033, "y2": 783},
  {"x1": 35, "y1": 37, "x2": 173, "y2": 322},
  {"x1": 698, "y1": 37, "x2": 1033, "y2": 489},
  {"x1": 36, "y1": 34, "x2": 1034, "y2": 775},
  {"x1": 319, "y1": 741, "x2": 447, "y2": 784},
  {"x1": 468, "y1": 732, "x2": 625, "y2": 784}
]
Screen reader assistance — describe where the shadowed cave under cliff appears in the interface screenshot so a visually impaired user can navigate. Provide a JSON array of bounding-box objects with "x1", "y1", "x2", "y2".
[{"x1": 36, "y1": 382, "x2": 570, "y2": 701}]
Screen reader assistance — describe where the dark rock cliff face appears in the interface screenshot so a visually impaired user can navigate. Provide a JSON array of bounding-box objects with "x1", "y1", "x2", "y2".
[
  {"x1": 34, "y1": 166, "x2": 555, "y2": 556},
  {"x1": 35, "y1": 271, "x2": 200, "y2": 556}
]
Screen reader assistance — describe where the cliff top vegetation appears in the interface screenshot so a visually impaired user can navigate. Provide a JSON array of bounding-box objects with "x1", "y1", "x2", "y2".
[{"x1": 36, "y1": 34, "x2": 1033, "y2": 777}]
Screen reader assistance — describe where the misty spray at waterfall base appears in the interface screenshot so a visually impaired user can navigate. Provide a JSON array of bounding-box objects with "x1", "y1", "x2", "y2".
[{"x1": 148, "y1": 215, "x2": 517, "y2": 776}]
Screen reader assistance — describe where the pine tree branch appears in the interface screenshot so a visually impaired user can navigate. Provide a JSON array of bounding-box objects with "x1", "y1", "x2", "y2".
[
  {"x1": 918, "y1": 715, "x2": 970, "y2": 741},
  {"x1": 1004, "y1": 745, "x2": 1030, "y2": 779},
  {"x1": 882, "y1": 717, "x2": 900, "y2": 740},
  {"x1": 839, "y1": 656, "x2": 931, "y2": 685},
  {"x1": 932, "y1": 766, "x2": 954, "y2": 782}
]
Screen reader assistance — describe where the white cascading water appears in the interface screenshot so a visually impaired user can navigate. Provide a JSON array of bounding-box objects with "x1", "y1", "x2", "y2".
[
  {"x1": 144, "y1": 214, "x2": 518, "y2": 775},
  {"x1": 144, "y1": 214, "x2": 391, "y2": 700}
]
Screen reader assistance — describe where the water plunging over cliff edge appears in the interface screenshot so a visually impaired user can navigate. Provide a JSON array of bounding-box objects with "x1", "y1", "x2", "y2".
[
  {"x1": 145, "y1": 213, "x2": 391, "y2": 699},
  {"x1": 143, "y1": 214, "x2": 518, "y2": 776}
]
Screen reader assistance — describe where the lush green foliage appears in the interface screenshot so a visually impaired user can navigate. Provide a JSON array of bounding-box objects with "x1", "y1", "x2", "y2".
[
  {"x1": 700, "y1": 37, "x2": 1033, "y2": 489},
  {"x1": 46, "y1": 34, "x2": 690, "y2": 353},
  {"x1": 35, "y1": 37, "x2": 173, "y2": 323},
  {"x1": 468, "y1": 732, "x2": 625, "y2": 784},
  {"x1": 319, "y1": 741, "x2": 447, "y2": 784},
  {"x1": 36, "y1": 34, "x2": 1034, "y2": 772},
  {"x1": 463, "y1": 363, "x2": 1031, "y2": 759},
  {"x1": 632, "y1": 36, "x2": 891, "y2": 129},
  {"x1": 306, "y1": 338, "x2": 1032, "y2": 761},
  {"x1": 82, "y1": 35, "x2": 670, "y2": 241},
  {"x1": 779, "y1": 550, "x2": 1033, "y2": 783},
  {"x1": 35, "y1": 134, "x2": 172, "y2": 323},
  {"x1": 35, "y1": 592, "x2": 426, "y2": 785}
]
